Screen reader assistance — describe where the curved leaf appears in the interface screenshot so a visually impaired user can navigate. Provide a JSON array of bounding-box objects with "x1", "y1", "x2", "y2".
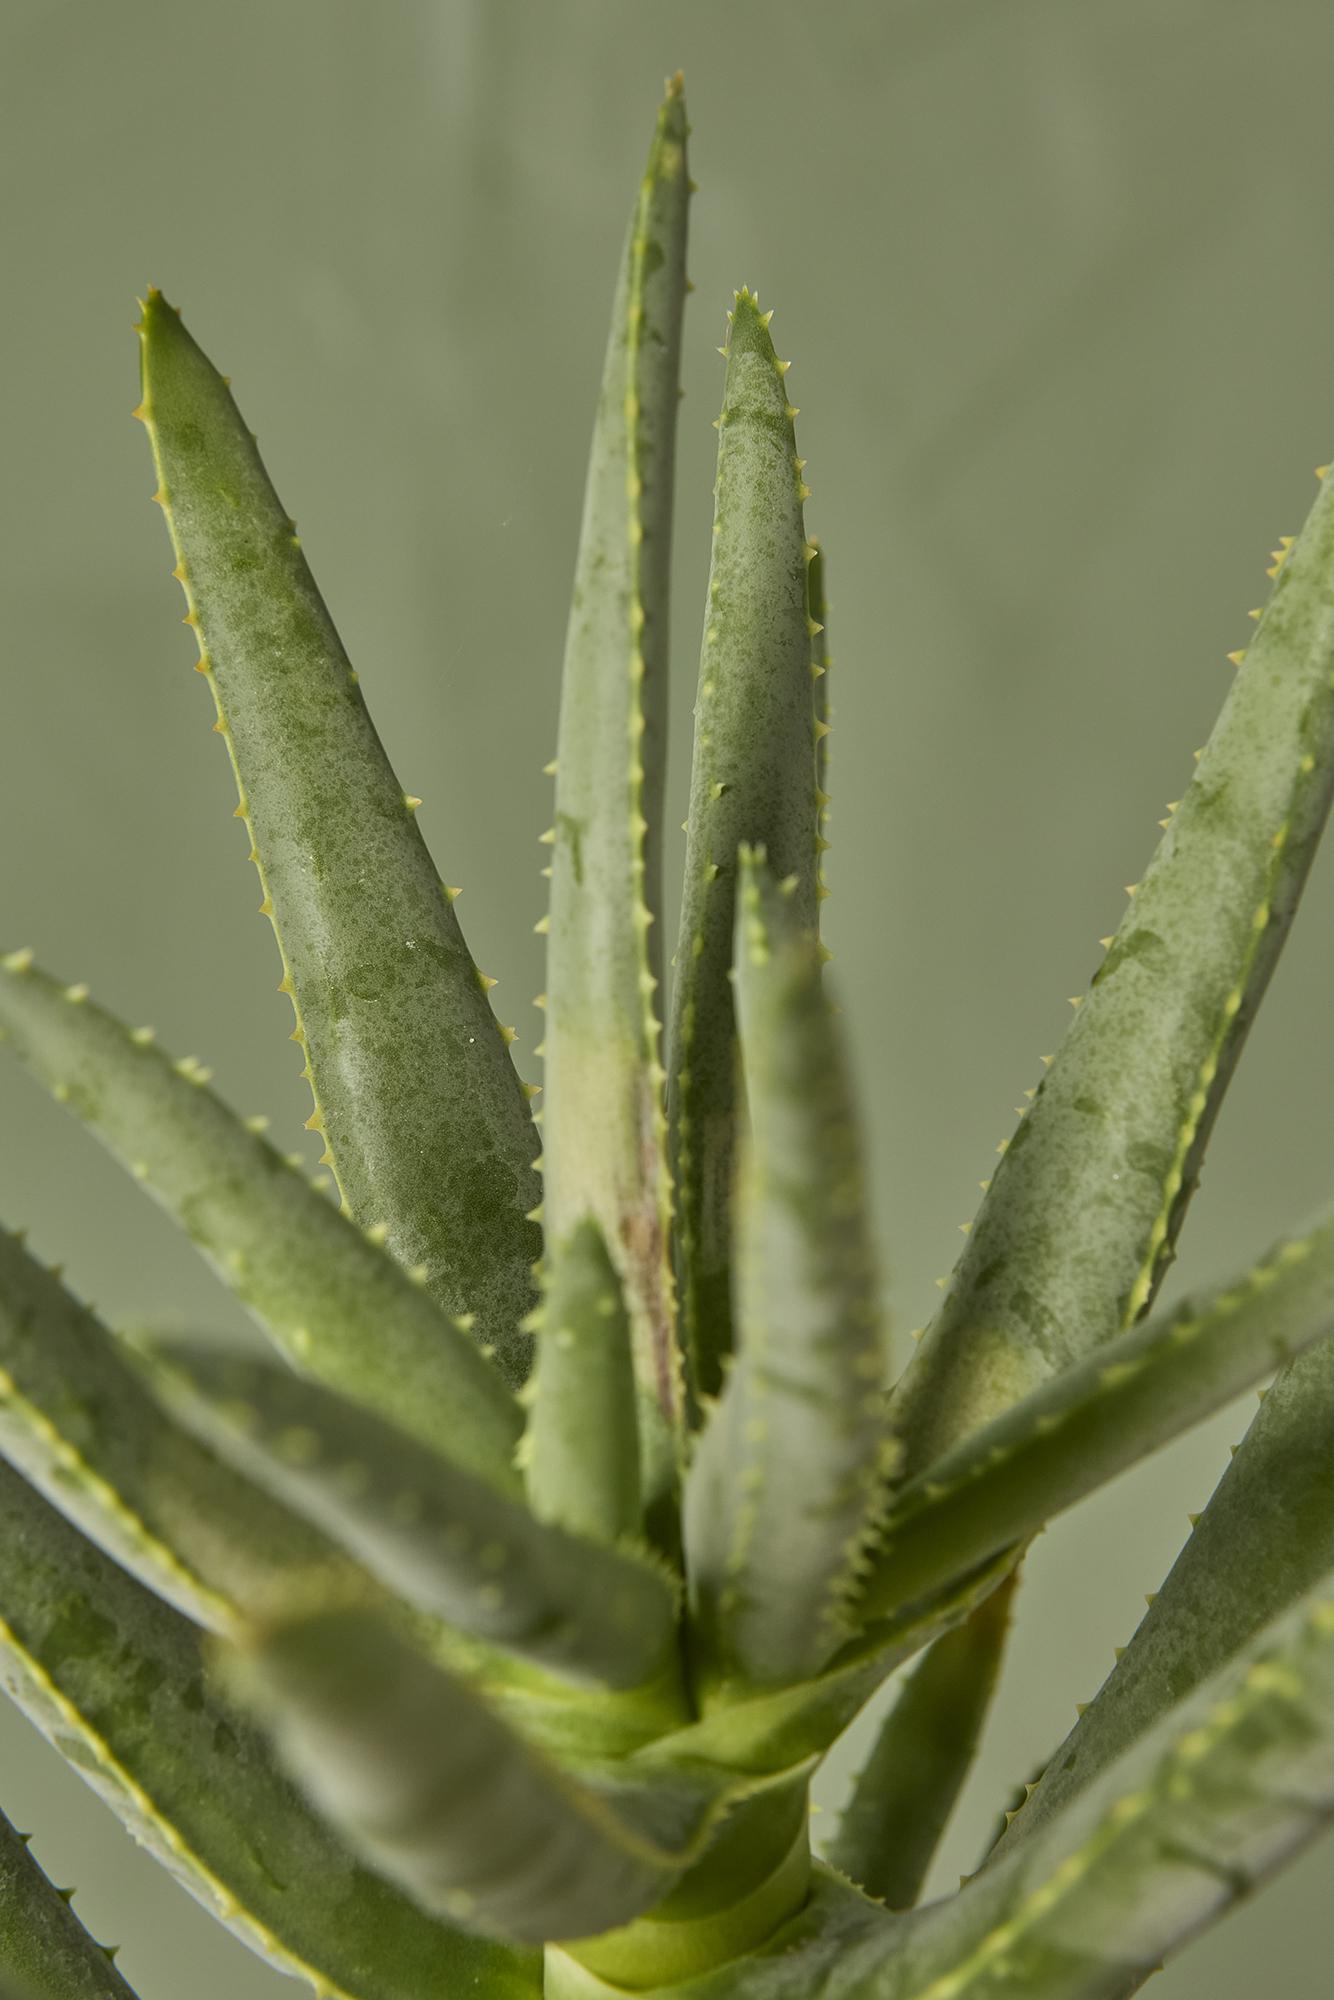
[
  {"x1": 0, "y1": 1460, "x2": 539, "y2": 1999},
  {"x1": 892, "y1": 459, "x2": 1334, "y2": 1475},
  {"x1": 229, "y1": 1605, "x2": 720, "y2": 1946},
  {"x1": 143, "y1": 1342, "x2": 681, "y2": 1695},
  {"x1": 996, "y1": 1331, "x2": 1334, "y2": 1860},
  {"x1": 860, "y1": 1205, "x2": 1334, "y2": 1623},
  {"x1": 0, "y1": 1225, "x2": 353, "y2": 1632},
  {"x1": 137, "y1": 289, "x2": 540, "y2": 1383},
  {"x1": 0, "y1": 957, "x2": 522, "y2": 1488}
]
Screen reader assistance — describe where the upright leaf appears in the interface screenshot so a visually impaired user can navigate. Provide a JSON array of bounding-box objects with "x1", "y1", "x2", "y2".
[
  {"x1": 523, "y1": 1218, "x2": 643, "y2": 1545},
  {"x1": 229, "y1": 1606, "x2": 718, "y2": 1946},
  {"x1": 994, "y1": 1332, "x2": 1334, "y2": 1862},
  {"x1": 0, "y1": 1460, "x2": 540, "y2": 1999},
  {"x1": 667, "y1": 291, "x2": 821, "y2": 1404},
  {"x1": 684, "y1": 852, "x2": 891, "y2": 1690},
  {"x1": 145, "y1": 1343, "x2": 681, "y2": 1696},
  {"x1": 0, "y1": 958, "x2": 522, "y2": 1487},
  {"x1": 137, "y1": 289, "x2": 540, "y2": 1383},
  {"x1": 542, "y1": 76, "x2": 690, "y2": 1505},
  {"x1": 891, "y1": 462, "x2": 1334, "y2": 1474},
  {"x1": 0, "y1": 1225, "x2": 352, "y2": 1632},
  {"x1": 827, "y1": 1574, "x2": 1016, "y2": 1910},
  {"x1": 0, "y1": 1808, "x2": 138, "y2": 2000}
]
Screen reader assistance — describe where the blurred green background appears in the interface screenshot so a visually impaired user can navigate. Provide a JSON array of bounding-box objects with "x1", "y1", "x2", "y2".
[{"x1": 4, "y1": 1, "x2": 1334, "y2": 1992}]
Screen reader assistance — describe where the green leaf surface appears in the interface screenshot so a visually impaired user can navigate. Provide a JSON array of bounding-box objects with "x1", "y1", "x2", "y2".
[
  {"x1": 667, "y1": 289, "x2": 821, "y2": 1405},
  {"x1": 891, "y1": 462, "x2": 1334, "y2": 1475},
  {"x1": 542, "y1": 76, "x2": 690, "y2": 1503},
  {"x1": 995, "y1": 1329, "x2": 1334, "y2": 1862},
  {"x1": 0, "y1": 1460, "x2": 540, "y2": 1999},
  {"x1": 524, "y1": 1218, "x2": 643, "y2": 1545},
  {"x1": 0, "y1": 957, "x2": 522, "y2": 1488},
  {"x1": 860, "y1": 1206, "x2": 1334, "y2": 1623},
  {"x1": 644, "y1": 1552, "x2": 1017, "y2": 1781},
  {"x1": 684, "y1": 853, "x2": 891, "y2": 1690},
  {"x1": 137, "y1": 289, "x2": 541, "y2": 1384},
  {"x1": 600, "y1": 1587, "x2": 1334, "y2": 1998},
  {"x1": 144, "y1": 1342, "x2": 682, "y2": 1696},
  {"x1": 827, "y1": 1573, "x2": 1016, "y2": 1910},
  {"x1": 0, "y1": 1806, "x2": 138, "y2": 2000},
  {"x1": 0, "y1": 1225, "x2": 356, "y2": 1633},
  {"x1": 230, "y1": 1605, "x2": 719, "y2": 1947}
]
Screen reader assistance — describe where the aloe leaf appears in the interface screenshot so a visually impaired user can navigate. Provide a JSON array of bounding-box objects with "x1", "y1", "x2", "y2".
[
  {"x1": 860, "y1": 1205, "x2": 1334, "y2": 1624},
  {"x1": 995, "y1": 1332, "x2": 1334, "y2": 1863},
  {"x1": 141, "y1": 1342, "x2": 681, "y2": 1695},
  {"x1": 543, "y1": 76, "x2": 690, "y2": 1504},
  {"x1": 0, "y1": 1807, "x2": 138, "y2": 2000},
  {"x1": 0, "y1": 957, "x2": 522, "y2": 1487},
  {"x1": 827, "y1": 1572, "x2": 1016, "y2": 1909},
  {"x1": 644, "y1": 1551, "x2": 1017, "y2": 1782},
  {"x1": 667, "y1": 290, "x2": 822, "y2": 1404},
  {"x1": 0, "y1": 1460, "x2": 540, "y2": 1998},
  {"x1": 136, "y1": 288, "x2": 540, "y2": 1384},
  {"x1": 684, "y1": 851, "x2": 891, "y2": 1689},
  {"x1": 523, "y1": 1217, "x2": 642, "y2": 1544},
  {"x1": 228, "y1": 1605, "x2": 719, "y2": 1946},
  {"x1": 891, "y1": 466, "x2": 1334, "y2": 1475},
  {"x1": 0, "y1": 1224, "x2": 365, "y2": 1633},
  {"x1": 618, "y1": 1590, "x2": 1334, "y2": 1999}
]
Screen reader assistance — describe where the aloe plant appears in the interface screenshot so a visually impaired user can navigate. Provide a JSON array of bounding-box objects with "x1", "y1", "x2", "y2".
[{"x1": 5, "y1": 71, "x2": 1334, "y2": 2000}]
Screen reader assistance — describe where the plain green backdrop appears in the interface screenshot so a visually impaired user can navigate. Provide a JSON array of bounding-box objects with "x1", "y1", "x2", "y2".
[{"x1": 3, "y1": 2, "x2": 1334, "y2": 1993}]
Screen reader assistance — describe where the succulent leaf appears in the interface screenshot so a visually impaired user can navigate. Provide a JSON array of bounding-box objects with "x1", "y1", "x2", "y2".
[
  {"x1": 543, "y1": 76, "x2": 690, "y2": 1505},
  {"x1": 143, "y1": 1343, "x2": 682, "y2": 1695},
  {"x1": 523, "y1": 1218, "x2": 643, "y2": 1545},
  {"x1": 860, "y1": 1204, "x2": 1334, "y2": 1623},
  {"x1": 826, "y1": 1575, "x2": 1016, "y2": 1910},
  {"x1": 0, "y1": 1460, "x2": 540, "y2": 1998},
  {"x1": 0, "y1": 1226, "x2": 353, "y2": 1632},
  {"x1": 0, "y1": 1806, "x2": 138, "y2": 2000},
  {"x1": 684, "y1": 851, "x2": 891, "y2": 1690},
  {"x1": 228, "y1": 1605, "x2": 718, "y2": 1946},
  {"x1": 667, "y1": 291, "x2": 822, "y2": 1405},
  {"x1": 0, "y1": 958, "x2": 522, "y2": 1487},
  {"x1": 994, "y1": 1331, "x2": 1334, "y2": 1861},
  {"x1": 136, "y1": 289, "x2": 540, "y2": 1383},
  {"x1": 891, "y1": 461, "x2": 1334, "y2": 1474}
]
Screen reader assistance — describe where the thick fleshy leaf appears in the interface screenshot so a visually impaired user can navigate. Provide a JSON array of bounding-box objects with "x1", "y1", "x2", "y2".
[
  {"x1": 826, "y1": 1574, "x2": 1016, "y2": 1909},
  {"x1": 667, "y1": 290, "x2": 822, "y2": 1404},
  {"x1": 684, "y1": 852, "x2": 891, "y2": 1689},
  {"x1": 0, "y1": 1226, "x2": 354, "y2": 1631},
  {"x1": 143, "y1": 1343, "x2": 681, "y2": 1696},
  {"x1": 0, "y1": 958, "x2": 522, "y2": 1488},
  {"x1": 542, "y1": 76, "x2": 690, "y2": 1505},
  {"x1": 229, "y1": 1606, "x2": 719, "y2": 1946},
  {"x1": 137, "y1": 289, "x2": 540, "y2": 1383},
  {"x1": 995, "y1": 1332, "x2": 1334, "y2": 1861},
  {"x1": 523, "y1": 1218, "x2": 643, "y2": 1545},
  {"x1": 643, "y1": 1551, "x2": 1018, "y2": 1782},
  {"x1": 577, "y1": 1588, "x2": 1334, "y2": 1998},
  {"x1": 0, "y1": 1807, "x2": 138, "y2": 2000},
  {"x1": 891, "y1": 461, "x2": 1334, "y2": 1475},
  {"x1": 0, "y1": 1460, "x2": 540, "y2": 1998},
  {"x1": 860, "y1": 1205, "x2": 1334, "y2": 1623}
]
